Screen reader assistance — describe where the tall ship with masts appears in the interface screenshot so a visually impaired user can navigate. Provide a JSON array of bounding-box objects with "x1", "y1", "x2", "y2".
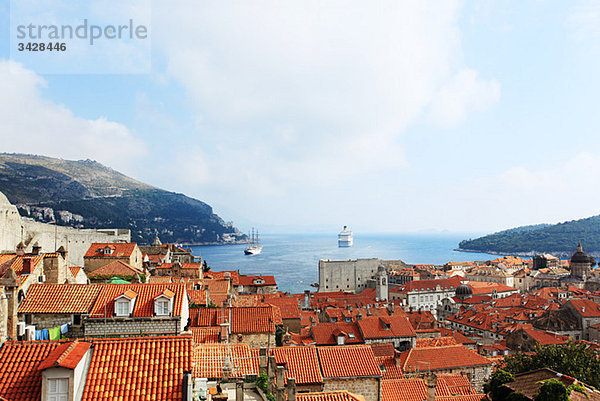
[{"x1": 244, "y1": 228, "x2": 263, "y2": 255}]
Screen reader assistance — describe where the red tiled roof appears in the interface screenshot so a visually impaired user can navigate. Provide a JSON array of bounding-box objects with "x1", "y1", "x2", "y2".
[
  {"x1": 192, "y1": 344, "x2": 258, "y2": 379},
  {"x1": 38, "y1": 340, "x2": 91, "y2": 370},
  {"x1": 416, "y1": 336, "x2": 459, "y2": 348},
  {"x1": 297, "y1": 391, "x2": 363, "y2": 401},
  {"x1": 88, "y1": 260, "x2": 143, "y2": 277},
  {"x1": 401, "y1": 345, "x2": 492, "y2": 372},
  {"x1": 156, "y1": 262, "x2": 202, "y2": 270},
  {"x1": 190, "y1": 306, "x2": 282, "y2": 333},
  {"x1": 84, "y1": 243, "x2": 138, "y2": 258},
  {"x1": 467, "y1": 281, "x2": 517, "y2": 295},
  {"x1": 370, "y1": 342, "x2": 396, "y2": 357},
  {"x1": 311, "y1": 322, "x2": 364, "y2": 345},
  {"x1": 0, "y1": 341, "x2": 67, "y2": 401},
  {"x1": 274, "y1": 346, "x2": 323, "y2": 385},
  {"x1": 568, "y1": 299, "x2": 600, "y2": 317},
  {"x1": 88, "y1": 283, "x2": 186, "y2": 318},
  {"x1": 297, "y1": 392, "x2": 363, "y2": 401},
  {"x1": 68, "y1": 266, "x2": 82, "y2": 277},
  {"x1": 317, "y1": 345, "x2": 381, "y2": 378},
  {"x1": 522, "y1": 328, "x2": 569, "y2": 346},
  {"x1": 438, "y1": 328, "x2": 476, "y2": 345},
  {"x1": 357, "y1": 315, "x2": 416, "y2": 339},
  {"x1": 377, "y1": 356, "x2": 403, "y2": 379},
  {"x1": 395, "y1": 276, "x2": 463, "y2": 292},
  {"x1": 191, "y1": 327, "x2": 221, "y2": 344},
  {"x1": 82, "y1": 336, "x2": 191, "y2": 401},
  {"x1": 18, "y1": 284, "x2": 103, "y2": 314},
  {"x1": 238, "y1": 275, "x2": 277, "y2": 287},
  {"x1": 264, "y1": 297, "x2": 301, "y2": 319},
  {"x1": 148, "y1": 276, "x2": 172, "y2": 283},
  {"x1": 382, "y1": 375, "x2": 482, "y2": 401},
  {"x1": 204, "y1": 270, "x2": 240, "y2": 286}
]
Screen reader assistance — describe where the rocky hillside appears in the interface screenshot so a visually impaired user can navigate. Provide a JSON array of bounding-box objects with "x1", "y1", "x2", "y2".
[
  {"x1": 458, "y1": 217, "x2": 600, "y2": 257},
  {"x1": 0, "y1": 153, "x2": 246, "y2": 245}
]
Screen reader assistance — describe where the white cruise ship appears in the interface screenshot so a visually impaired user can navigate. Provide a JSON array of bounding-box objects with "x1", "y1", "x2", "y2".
[{"x1": 338, "y1": 226, "x2": 353, "y2": 247}]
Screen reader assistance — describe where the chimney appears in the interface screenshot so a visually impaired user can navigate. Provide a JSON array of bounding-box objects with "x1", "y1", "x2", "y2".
[
  {"x1": 425, "y1": 373, "x2": 437, "y2": 401},
  {"x1": 0, "y1": 268, "x2": 19, "y2": 340},
  {"x1": 304, "y1": 290, "x2": 311, "y2": 309},
  {"x1": 276, "y1": 365, "x2": 286, "y2": 391},
  {"x1": 259, "y1": 348, "x2": 268, "y2": 375},
  {"x1": 22, "y1": 258, "x2": 31, "y2": 275},
  {"x1": 282, "y1": 330, "x2": 292, "y2": 346},
  {"x1": 31, "y1": 242, "x2": 41, "y2": 255},
  {"x1": 287, "y1": 378, "x2": 297, "y2": 401},
  {"x1": 16, "y1": 242, "x2": 25, "y2": 256},
  {"x1": 204, "y1": 284, "x2": 210, "y2": 307}
]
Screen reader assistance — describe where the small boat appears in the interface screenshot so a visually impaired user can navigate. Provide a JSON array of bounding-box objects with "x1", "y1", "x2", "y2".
[
  {"x1": 244, "y1": 228, "x2": 263, "y2": 255},
  {"x1": 338, "y1": 225, "x2": 353, "y2": 247}
]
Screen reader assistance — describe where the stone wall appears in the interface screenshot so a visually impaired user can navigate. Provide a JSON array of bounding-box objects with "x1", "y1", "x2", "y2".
[
  {"x1": 84, "y1": 316, "x2": 181, "y2": 337},
  {"x1": 323, "y1": 377, "x2": 381, "y2": 401},
  {"x1": 0, "y1": 290, "x2": 7, "y2": 343},
  {"x1": 318, "y1": 259, "x2": 405, "y2": 294},
  {"x1": 230, "y1": 332, "x2": 274, "y2": 348}
]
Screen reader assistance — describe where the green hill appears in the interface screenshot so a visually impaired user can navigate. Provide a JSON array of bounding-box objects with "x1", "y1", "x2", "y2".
[
  {"x1": 0, "y1": 153, "x2": 246, "y2": 245},
  {"x1": 458, "y1": 217, "x2": 600, "y2": 256}
]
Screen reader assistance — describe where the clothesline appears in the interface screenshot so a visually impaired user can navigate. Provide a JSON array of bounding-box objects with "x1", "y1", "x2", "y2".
[{"x1": 34, "y1": 322, "x2": 70, "y2": 340}]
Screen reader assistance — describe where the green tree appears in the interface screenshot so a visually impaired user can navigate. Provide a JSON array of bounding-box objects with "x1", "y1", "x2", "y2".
[
  {"x1": 534, "y1": 379, "x2": 568, "y2": 401},
  {"x1": 484, "y1": 369, "x2": 515, "y2": 401}
]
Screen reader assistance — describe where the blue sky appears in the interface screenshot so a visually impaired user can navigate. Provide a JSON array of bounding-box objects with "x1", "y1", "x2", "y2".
[{"x1": 1, "y1": 0, "x2": 600, "y2": 234}]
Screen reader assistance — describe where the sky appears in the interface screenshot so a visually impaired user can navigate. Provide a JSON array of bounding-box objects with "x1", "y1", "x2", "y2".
[{"x1": 1, "y1": 0, "x2": 600, "y2": 235}]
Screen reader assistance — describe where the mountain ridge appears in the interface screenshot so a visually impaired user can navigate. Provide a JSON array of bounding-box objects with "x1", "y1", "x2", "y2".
[{"x1": 0, "y1": 153, "x2": 246, "y2": 245}]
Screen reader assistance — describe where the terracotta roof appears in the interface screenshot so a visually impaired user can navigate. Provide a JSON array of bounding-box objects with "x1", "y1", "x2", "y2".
[
  {"x1": 38, "y1": 340, "x2": 91, "y2": 370},
  {"x1": 568, "y1": 299, "x2": 600, "y2": 317},
  {"x1": 370, "y1": 342, "x2": 396, "y2": 357},
  {"x1": 467, "y1": 281, "x2": 517, "y2": 295},
  {"x1": 68, "y1": 266, "x2": 82, "y2": 277},
  {"x1": 204, "y1": 270, "x2": 240, "y2": 286},
  {"x1": 191, "y1": 327, "x2": 221, "y2": 344},
  {"x1": 148, "y1": 276, "x2": 172, "y2": 283},
  {"x1": 311, "y1": 322, "x2": 364, "y2": 345},
  {"x1": 522, "y1": 328, "x2": 569, "y2": 346},
  {"x1": 238, "y1": 275, "x2": 277, "y2": 287},
  {"x1": 297, "y1": 392, "x2": 363, "y2": 401},
  {"x1": 377, "y1": 356, "x2": 403, "y2": 379},
  {"x1": 88, "y1": 283, "x2": 186, "y2": 318},
  {"x1": 274, "y1": 346, "x2": 323, "y2": 385},
  {"x1": 82, "y1": 336, "x2": 191, "y2": 400},
  {"x1": 395, "y1": 276, "x2": 463, "y2": 292},
  {"x1": 190, "y1": 306, "x2": 282, "y2": 333},
  {"x1": 84, "y1": 243, "x2": 138, "y2": 258},
  {"x1": 357, "y1": 315, "x2": 416, "y2": 339},
  {"x1": 192, "y1": 344, "x2": 259, "y2": 379},
  {"x1": 263, "y1": 297, "x2": 301, "y2": 319},
  {"x1": 415, "y1": 336, "x2": 459, "y2": 348},
  {"x1": 18, "y1": 284, "x2": 103, "y2": 314},
  {"x1": 88, "y1": 260, "x2": 143, "y2": 278},
  {"x1": 438, "y1": 328, "x2": 476, "y2": 345},
  {"x1": 401, "y1": 345, "x2": 492, "y2": 372},
  {"x1": 0, "y1": 341, "x2": 67, "y2": 401},
  {"x1": 317, "y1": 345, "x2": 381, "y2": 378},
  {"x1": 156, "y1": 262, "x2": 202, "y2": 270},
  {"x1": 382, "y1": 375, "x2": 482, "y2": 401}
]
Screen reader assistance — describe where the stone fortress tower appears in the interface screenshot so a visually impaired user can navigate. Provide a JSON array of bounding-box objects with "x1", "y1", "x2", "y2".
[
  {"x1": 0, "y1": 190, "x2": 130, "y2": 266},
  {"x1": 375, "y1": 264, "x2": 388, "y2": 301}
]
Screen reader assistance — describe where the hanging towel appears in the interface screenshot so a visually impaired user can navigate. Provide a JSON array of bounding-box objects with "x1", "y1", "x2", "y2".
[
  {"x1": 49, "y1": 326, "x2": 61, "y2": 340},
  {"x1": 35, "y1": 330, "x2": 43, "y2": 341},
  {"x1": 40, "y1": 329, "x2": 49, "y2": 341},
  {"x1": 60, "y1": 323, "x2": 69, "y2": 334}
]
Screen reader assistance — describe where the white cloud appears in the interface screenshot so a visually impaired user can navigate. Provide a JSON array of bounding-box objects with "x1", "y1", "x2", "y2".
[
  {"x1": 427, "y1": 69, "x2": 501, "y2": 128},
  {"x1": 151, "y1": 0, "x2": 500, "y2": 197},
  {"x1": 0, "y1": 60, "x2": 146, "y2": 173}
]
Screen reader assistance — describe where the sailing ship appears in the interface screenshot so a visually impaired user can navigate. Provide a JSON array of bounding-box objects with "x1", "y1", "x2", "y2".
[
  {"x1": 338, "y1": 225, "x2": 353, "y2": 247},
  {"x1": 244, "y1": 228, "x2": 263, "y2": 255}
]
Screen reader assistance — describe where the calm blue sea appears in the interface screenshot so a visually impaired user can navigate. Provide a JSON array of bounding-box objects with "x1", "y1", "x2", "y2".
[{"x1": 189, "y1": 233, "x2": 502, "y2": 294}]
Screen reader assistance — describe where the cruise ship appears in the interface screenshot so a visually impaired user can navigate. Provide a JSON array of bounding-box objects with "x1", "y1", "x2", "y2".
[{"x1": 338, "y1": 226, "x2": 353, "y2": 247}]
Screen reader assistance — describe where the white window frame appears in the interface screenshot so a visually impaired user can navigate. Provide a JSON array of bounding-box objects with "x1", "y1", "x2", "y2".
[
  {"x1": 115, "y1": 300, "x2": 130, "y2": 317},
  {"x1": 47, "y1": 377, "x2": 69, "y2": 401},
  {"x1": 155, "y1": 299, "x2": 170, "y2": 316}
]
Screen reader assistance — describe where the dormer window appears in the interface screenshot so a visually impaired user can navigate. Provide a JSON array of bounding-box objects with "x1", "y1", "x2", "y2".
[
  {"x1": 156, "y1": 300, "x2": 170, "y2": 316},
  {"x1": 114, "y1": 289, "x2": 137, "y2": 317},
  {"x1": 154, "y1": 289, "x2": 175, "y2": 316},
  {"x1": 103, "y1": 246, "x2": 114, "y2": 255},
  {"x1": 253, "y1": 278, "x2": 265, "y2": 285},
  {"x1": 115, "y1": 300, "x2": 130, "y2": 316}
]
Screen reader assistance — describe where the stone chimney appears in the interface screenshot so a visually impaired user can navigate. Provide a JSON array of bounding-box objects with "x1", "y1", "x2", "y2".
[
  {"x1": 16, "y1": 241, "x2": 25, "y2": 256},
  {"x1": 0, "y1": 268, "x2": 19, "y2": 340},
  {"x1": 259, "y1": 348, "x2": 268, "y2": 375},
  {"x1": 425, "y1": 373, "x2": 437, "y2": 401},
  {"x1": 387, "y1": 302, "x2": 395, "y2": 315},
  {"x1": 205, "y1": 284, "x2": 210, "y2": 307},
  {"x1": 276, "y1": 365, "x2": 286, "y2": 394},
  {"x1": 31, "y1": 242, "x2": 41, "y2": 255},
  {"x1": 287, "y1": 378, "x2": 296, "y2": 401},
  {"x1": 282, "y1": 330, "x2": 292, "y2": 346},
  {"x1": 303, "y1": 290, "x2": 311, "y2": 309}
]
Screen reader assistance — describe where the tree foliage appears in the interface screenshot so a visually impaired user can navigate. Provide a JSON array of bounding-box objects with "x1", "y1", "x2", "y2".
[
  {"x1": 484, "y1": 369, "x2": 515, "y2": 401},
  {"x1": 534, "y1": 379, "x2": 569, "y2": 401}
]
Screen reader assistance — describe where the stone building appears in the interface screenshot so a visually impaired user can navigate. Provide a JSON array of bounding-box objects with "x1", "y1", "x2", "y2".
[
  {"x1": 83, "y1": 242, "x2": 143, "y2": 274},
  {"x1": 563, "y1": 298, "x2": 600, "y2": 341},
  {"x1": 154, "y1": 261, "x2": 203, "y2": 279},
  {"x1": 356, "y1": 315, "x2": 416, "y2": 351},
  {"x1": 318, "y1": 258, "x2": 405, "y2": 294},
  {"x1": 273, "y1": 346, "x2": 324, "y2": 393},
  {"x1": 390, "y1": 276, "x2": 463, "y2": 316},
  {"x1": 0, "y1": 191, "x2": 130, "y2": 267}
]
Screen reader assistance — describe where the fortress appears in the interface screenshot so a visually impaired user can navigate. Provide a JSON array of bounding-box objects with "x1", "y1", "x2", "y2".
[{"x1": 0, "y1": 191, "x2": 129, "y2": 266}]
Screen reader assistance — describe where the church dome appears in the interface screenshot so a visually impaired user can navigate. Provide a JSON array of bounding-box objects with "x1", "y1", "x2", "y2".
[
  {"x1": 571, "y1": 241, "x2": 591, "y2": 264},
  {"x1": 455, "y1": 284, "x2": 472, "y2": 299}
]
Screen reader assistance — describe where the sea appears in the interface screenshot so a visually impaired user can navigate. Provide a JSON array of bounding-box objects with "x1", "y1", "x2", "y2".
[{"x1": 189, "y1": 233, "x2": 503, "y2": 294}]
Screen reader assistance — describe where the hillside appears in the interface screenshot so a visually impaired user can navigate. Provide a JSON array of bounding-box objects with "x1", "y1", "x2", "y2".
[
  {"x1": 0, "y1": 153, "x2": 246, "y2": 245},
  {"x1": 458, "y1": 217, "x2": 600, "y2": 256}
]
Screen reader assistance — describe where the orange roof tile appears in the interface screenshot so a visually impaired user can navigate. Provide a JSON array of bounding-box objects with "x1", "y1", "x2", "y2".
[
  {"x1": 192, "y1": 344, "x2": 258, "y2": 379},
  {"x1": 568, "y1": 298, "x2": 600, "y2": 317},
  {"x1": 370, "y1": 342, "x2": 396, "y2": 357},
  {"x1": 148, "y1": 276, "x2": 173, "y2": 283},
  {"x1": 238, "y1": 275, "x2": 277, "y2": 286},
  {"x1": 191, "y1": 327, "x2": 221, "y2": 344},
  {"x1": 82, "y1": 336, "x2": 191, "y2": 401},
  {"x1": 38, "y1": 341, "x2": 91, "y2": 370},
  {"x1": 357, "y1": 315, "x2": 416, "y2": 339},
  {"x1": 401, "y1": 345, "x2": 492, "y2": 372},
  {"x1": 415, "y1": 336, "x2": 459, "y2": 348},
  {"x1": 311, "y1": 322, "x2": 364, "y2": 345},
  {"x1": 88, "y1": 283, "x2": 186, "y2": 318},
  {"x1": 297, "y1": 391, "x2": 363, "y2": 401},
  {"x1": 317, "y1": 345, "x2": 381, "y2": 378},
  {"x1": 84, "y1": 243, "x2": 138, "y2": 258},
  {"x1": 377, "y1": 356, "x2": 403, "y2": 379},
  {"x1": 88, "y1": 260, "x2": 143, "y2": 278},
  {"x1": 0, "y1": 341, "x2": 67, "y2": 401},
  {"x1": 68, "y1": 266, "x2": 82, "y2": 277},
  {"x1": 18, "y1": 284, "x2": 103, "y2": 314},
  {"x1": 382, "y1": 376, "x2": 483, "y2": 401},
  {"x1": 190, "y1": 307, "x2": 281, "y2": 333},
  {"x1": 156, "y1": 262, "x2": 202, "y2": 270},
  {"x1": 274, "y1": 346, "x2": 323, "y2": 385}
]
